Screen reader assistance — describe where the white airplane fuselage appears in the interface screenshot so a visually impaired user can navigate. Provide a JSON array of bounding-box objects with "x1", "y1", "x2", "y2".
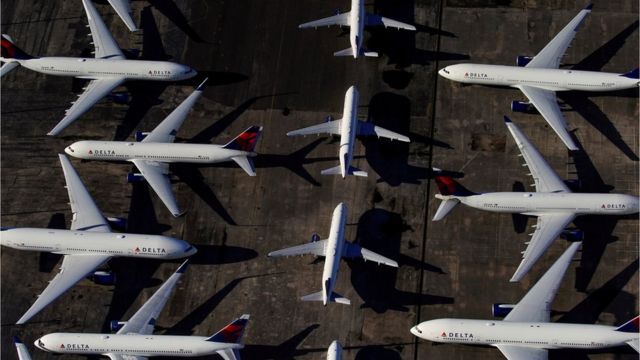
[
  {"x1": 322, "y1": 203, "x2": 348, "y2": 305},
  {"x1": 349, "y1": 0, "x2": 365, "y2": 58},
  {"x1": 450, "y1": 192, "x2": 639, "y2": 216},
  {"x1": 339, "y1": 86, "x2": 359, "y2": 178},
  {"x1": 411, "y1": 319, "x2": 638, "y2": 351},
  {"x1": 65, "y1": 141, "x2": 255, "y2": 164},
  {"x1": 0, "y1": 228, "x2": 196, "y2": 259},
  {"x1": 439, "y1": 64, "x2": 638, "y2": 92},
  {"x1": 35, "y1": 333, "x2": 240, "y2": 358},
  {"x1": 9, "y1": 57, "x2": 195, "y2": 82}
]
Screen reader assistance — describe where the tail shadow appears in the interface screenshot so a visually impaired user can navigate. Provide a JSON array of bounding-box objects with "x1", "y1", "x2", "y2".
[{"x1": 242, "y1": 324, "x2": 321, "y2": 359}]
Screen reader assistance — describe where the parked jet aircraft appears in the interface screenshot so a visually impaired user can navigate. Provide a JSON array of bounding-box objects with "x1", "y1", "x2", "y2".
[
  {"x1": 433, "y1": 117, "x2": 638, "y2": 282},
  {"x1": 107, "y1": 0, "x2": 137, "y2": 31},
  {"x1": 268, "y1": 203, "x2": 397, "y2": 305},
  {"x1": 0, "y1": 0, "x2": 196, "y2": 136},
  {"x1": 64, "y1": 80, "x2": 262, "y2": 217},
  {"x1": 327, "y1": 341, "x2": 342, "y2": 360},
  {"x1": 287, "y1": 86, "x2": 409, "y2": 178},
  {"x1": 13, "y1": 337, "x2": 32, "y2": 360},
  {"x1": 299, "y1": 0, "x2": 415, "y2": 58},
  {"x1": 0, "y1": 155, "x2": 196, "y2": 325},
  {"x1": 411, "y1": 242, "x2": 640, "y2": 358},
  {"x1": 35, "y1": 261, "x2": 251, "y2": 360},
  {"x1": 437, "y1": 4, "x2": 639, "y2": 150}
]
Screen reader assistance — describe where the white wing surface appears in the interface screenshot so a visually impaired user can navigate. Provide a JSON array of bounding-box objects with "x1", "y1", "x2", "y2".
[
  {"x1": 82, "y1": 0, "x2": 125, "y2": 59},
  {"x1": 510, "y1": 213, "x2": 576, "y2": 282},
  {"x1": 130, "y1": 160, "x2": 183, "y2": 217},
  {"x1": 505, "y1": 242, "x2": 581, "y2": 322},
  {"x1": 365, "y1": 14, "x2": 416, "y2": 30},
  {"x1": 503, "y1": 117, "x2": 570, "y2": 193},
  {"x1": 117, "y1": 261, "x2": 189, "y2": 335},
  {"x1": 143, "y1": 79, "x2": 207, "y2": 143},
  {"x1": 357, "y1": 121, "x2": 410, "y2": 142},
  {"x1": 268, "y1": 240, "x2": 327, "y2": 257},
  {"x1": 495, "y1": 345, "x2": 548, "y2": 360},
  {"x1": 107, "y1": 0, "x2": 138, "y2": 31},
  {"x1": 48, "y1": 77, "x2": 125, "y2": 136},
  {"x1": 515, "y1": 85, "x2": 578, "y2": 151},
  {"x1": 287, "y1": 120, "x2": 342, "y2": 137},
  {"x1": 16, "y1": 254, "x2": 111, "y2": 324},
  {"x1": 299, "y1": 13, "x2": 350, "y2": 28},
  {"x1": 59, "y1": 154, "x2": 111, "y2": 232},
  {"x1": 13, "y1": 337, "x2": 32, "y2": 360},
  {"x1": 107, "y1": 354, "x2": 148, "y2": 360},
  {"x1": 342, "y1": 242, "x2": 398, "y2": 267},
  {"x1": 525, "y1": 5, "x2": 592, "y2": 69}
]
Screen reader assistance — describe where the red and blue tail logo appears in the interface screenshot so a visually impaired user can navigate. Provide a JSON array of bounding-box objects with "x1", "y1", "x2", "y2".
[
  {"x1": 434, "y1": 176, "x2": 475, "y2": 196},
  {"x1": 206, "y1": 315, "x2": 250, "y2": 343},
  {"x1": 615, "y1": 316, "x2": 639, "y2": 333},
  {"x1": 1, "y1": 35, "x2": 32, "y2": 60},
  {"x1": 223, "y1": 126, "x2": 262, "y2": 152}
]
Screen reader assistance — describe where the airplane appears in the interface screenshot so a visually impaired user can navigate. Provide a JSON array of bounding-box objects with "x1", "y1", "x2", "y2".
[
  {"x1": 64, "y1": 79, "x2": 263, "y2": 217},
  {"x1": 34, "y1": 261, "x2": 251, "y2": 360},
  {"x1": 13, "y1": 337, "x2": 32, "y2": 360},
  {"x1": 0, "y1": 154, "x2": 197, "y2": 325},
  {"x1": 298, "y1": 0, "x2": 416, "y2": 58},
  {"x1": 268, "y1": 202, "x2": 398, "y2": 305},
  {"x1": 410, "y1": 241, "x2": 640, "y2": 358},
  {"x1": 327, "y1": 340, "x2": 342, "y2": 360},
  {"x1": 286, "y1": 85, "x2": 410, "y2": 178},
  {"x1": 107, "y1": 0, "x2": 138, "y2": 31},
  {"x1": 432, "y1": 116, "x2": 639, "y2": 282},
  {"x1": 437, "y1": 4, "x2": 639, "y2": 150},
  {"x1": 0, "y1": 0, "x2": 196, "y2": 136}
]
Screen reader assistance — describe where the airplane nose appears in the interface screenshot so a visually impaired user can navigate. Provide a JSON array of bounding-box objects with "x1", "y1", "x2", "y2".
[
  {"x1": 410, "y1": 325, "x2": 422, "y2": 337},
  {"x1": 34, "y1": 338, "x2": 45, "y2": 350}
]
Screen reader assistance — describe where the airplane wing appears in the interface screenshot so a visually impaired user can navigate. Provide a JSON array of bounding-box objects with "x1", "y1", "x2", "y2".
[
  {"x1": 505, "y1": 241, "x2": 581, "y2": 323},
  {"x1": 81, "y1": 0, "x2": 125, "y2": 59},
  {"x1": 142, "y1": 79, "x2": 207, "y2": 143},
  {"x1": 299, "y1": 13, "x2": 350, "y2": 28},
  {"x1": 107, "y1": 0, "x2": 138, "y2": 32},
  {"x1": 525, "y1": 5, "x2": 592, "y2": 69},
  {"x1": 286, "y1": 120, "x2": 342, "y2": 137},
  {"x1": 357, "y1": 121, "x2": 410, "y2": 142},
  {"x1": 106, "y1": 355, "x2": 148, "y2": 360},
  {"x1": 365, "y1": 14, "x2": 416, "y2": 30},
  {"x1": 510, "y1": 213, "x2": 576, "y2": 282},
  {"x1": 58, "y1": 154, "x2": 111, "y2": 232},
  {"x1": 503, "y1": 117, "x2": 570, "y2": 193},
  {"x1": 515, "y1": 85, "x2": 579, "y2": 151},
  {"x1": 48, "y1": 77, "x2": 125, "y2": 136},
  {"x1": 130, "y1": 159, "x2": 183, "y2": 217},
  {"x1": 117, "y1": 261, "x2": 189, "y2": 335},
  {"x1": 13, "y1": 337, "x2": 32, "y2": 360},
  {"x1": 495, "y1": 345, "x2": 548, "y2": 360},
  {"x1": 16, "y1": 254, "x2": 111, "y2": 324},
  {"x1": 342, "y1": 242, "x2": 398, "y2": 267},
  {"x1": 268, "y1": 240, "x2": 327, "y2": 257}
]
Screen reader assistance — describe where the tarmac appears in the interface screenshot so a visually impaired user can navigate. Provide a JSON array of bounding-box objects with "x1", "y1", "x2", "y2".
[{"x1": 1, "y1": 0, "x2": 638, "y2": 359}]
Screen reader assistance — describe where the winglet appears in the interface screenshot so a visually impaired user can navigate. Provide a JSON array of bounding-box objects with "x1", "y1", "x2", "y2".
[
  {"x1": 503, "y1": 115, "x2": 513, "y2": 123},
  {"x1": 621, "y1": 68, "x2": 639, "y2": 79},
  {"x1": 12, "y1": 336, "x2": 23, "y2": 344},
  {"x1": 175, "y1": 259, "x2": 190, "y2": 274},
  {"x1": 615, "y1": 316, "x2": 639, "y2": 333},
  {"x1": 206, "y1": 315, "x2": 251, "y2": 343},
  {"x1": 196, "y1": 78, "x2": 208, "y2": 91},
  {"x1": 584, "y1": 3, "x2": 593, "y2": 10}
]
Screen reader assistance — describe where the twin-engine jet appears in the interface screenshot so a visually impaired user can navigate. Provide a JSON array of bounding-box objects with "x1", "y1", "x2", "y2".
[
  {"x1": 287, "y1": 86, "x2": 409, "y2": 178},
  {"x1": 433, "y1": 117, "x2": 638, "y2": 281},
  {"x1": 0, "y1": 155, "x2": 196, "y2": 325},
  {"x1": 268, "y1": 203, "x2": 398, "y2": 305},
  {"x1": 65, "y1": 80, "x2": 262, "y2": 217},
  {"x1": 299, "y1": 0, "x2": 415, "y2": 58},
  {"x1": 411, "y1": 242, "x2": 640, "y2": 358},
  {"x1": 35, "y1": 261, "x2": 251, "y2": 360},
  {"x1": 438, "y1": 4, "x2": 639, "y2": 150},
  {"x1": 0, "y1": 0, "x2": 196, "y2": 136}
]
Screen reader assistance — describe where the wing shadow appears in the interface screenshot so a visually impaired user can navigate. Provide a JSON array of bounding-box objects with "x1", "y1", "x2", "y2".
[{"x1": 242, "y1": 324, "x2": 321, "y2": 359}]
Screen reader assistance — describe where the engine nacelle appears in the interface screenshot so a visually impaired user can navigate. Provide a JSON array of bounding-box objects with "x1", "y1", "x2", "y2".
[
  {"x1": 324, "y1": 115, "x2": 334, "y2": 123},
  {"x1": 511, "y1": 101, "x2": 533, "y2": 113},
  {"x1": 127, "y1": 172, "x2": 145, "y2": 183},
  {"x1": 310, "y1": 233, "x2": 320, "y2": 242},
  {"x1": 107, "y1": 91, "x2": 130, "y2": 105},
  {"x1": 106, "y1": 217, "x2": 127, "y2": 232},
  {"x1": 563, "y1": 179, "x2": 582, "y2": 192},
  {"x1": 561, "y1": 228, "x2": 584, "y2": 241},
  {"x1": 90, "y1": 271, "x2": 116, "y2": 285},
  {"x1": 492, "y1": 303, "x2": 516, "y2": 317},
  {"x1": 110, "y1": 320, "x2": 127, "y2": 332},
  {"x1": 516, "y1": 55, "x2": 533, "y2": 67},
  {"x1": 135, "y1": 131, "x2": 150, "y2": 142}
]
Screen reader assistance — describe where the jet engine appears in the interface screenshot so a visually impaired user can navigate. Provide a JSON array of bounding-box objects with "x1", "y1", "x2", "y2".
[
  {"x1": 110, "y1": 320, "x2": 127, "y2": 332},
  {"x1": 106, "y1": 217, "x2": 127, "y2": 232},
  {"x1": 492, "y1": 303, "x2": 515, "y2": 317},
  {"x1": 511, "y1": 101, "x2": 533, "y2": 113},
  {"x1": 310, "y1": 233, "x2": 320, "y2": 242},
  {"x1": 127, "y1": 172, "x2": 145, "y2": 183},
  {"x1": 560, "y1": 228, "x2": 584, "y2": 241},
  {"x1": 135, "y1": 131, "x2": 150, "y2": 142},
  {"x1": 516, "y1": 56, "x2": 533, "y2": 67},
  {"x1": 89, "y1": 271, "x2": 116, "y2": 285},
  {"x1": 107, "y1": 91, "x2": 130, "y2": 105}
]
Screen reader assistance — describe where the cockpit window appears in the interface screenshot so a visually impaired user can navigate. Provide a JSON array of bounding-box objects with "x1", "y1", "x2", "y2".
[
  {"x1": 67, "y1": 147, "x2": 74, "y2": 152},
  {"x1": 442, "y1": 68, "x2": 450, "y2": 74}
]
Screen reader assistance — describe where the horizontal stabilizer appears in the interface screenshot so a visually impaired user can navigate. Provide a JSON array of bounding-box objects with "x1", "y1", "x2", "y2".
[
  {"x1": 333, "y1": 48, "x2": 354, "y2": 57},
  {"x1": 0, "y1": 61, "x2": 19, "y2": 77},
  {"x1": 231, "y1": 156, "x2": 256, "y2": 176},
  {"x1": 432, "y1": 198, "x2": 460, "y2": 221},
  {"x1": 217, "y1": 348, "x2": 242, "y2": 360},
  {"x1": 321, "y1": 165, "x2": 367, "y2": 177},
  {"x1": 626, "y1": 339, "x2": 639, "y2": 353},
  {"x1": 301, "y1": 290, "x2": 350, "y2": 305}
]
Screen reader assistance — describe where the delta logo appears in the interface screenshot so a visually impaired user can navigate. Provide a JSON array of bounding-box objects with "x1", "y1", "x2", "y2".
[
  {"x1": 60, "y1": 343, "x2": 90, "y2": 350},
  {"x1": 441, "y1": 331, "x2": 474, "y2": 338},
  {"x1": 464, "y1": 72, "x2": 488, "y2": 78},
  {"x1": 134, "y1": 246, "x2": 167, "y2": 254},
  {"x1": 601, "y1": 204, "x2": 626, "y2": 209}
]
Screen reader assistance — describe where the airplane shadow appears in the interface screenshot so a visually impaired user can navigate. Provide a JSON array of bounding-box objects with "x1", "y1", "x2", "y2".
[
  {"x1": 38, "y1": 213, "x2": 67, "y2": 272},
  {"x1": 145, "y1": 0, "x2": 208, "y2": 44},
  {"x1": 348, "y1": 208, "x2": 453, "y2": 313},
  {"x1": 355, "y1": 345, "x2": 404, "y2": 360},
  {"x1": 242, "y1": 324, "x2": 321, "y2": 359},
  {"x1": 184, "y1": 244, "x2": 257, "y2": 265}
]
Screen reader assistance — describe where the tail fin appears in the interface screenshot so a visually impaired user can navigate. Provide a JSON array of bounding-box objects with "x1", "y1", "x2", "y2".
[
  {"x1": 231, "y1": 156, "x2": 256, "y2": 176},
  {"x1": 434, "y1": 176, "x2": 476, "y2": 196},
  {"x1": 621, "y1": 68, "x2": 639, "y2": 79},
  {"x1": 1, "y1": 35, "x2": 33, "y2": 60},
  {"x1": 615, "y1": 316, "x2": 639, "y2": 333},
  {"x1": 206, "y1": 314, "x2": 251, "y2": 343},
  {"x1": 223, "y1": 126, "x2": 263, "y2": 152},
  {"x1": 432, "y1": 198, "x2": 461, "y2": 221}
]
